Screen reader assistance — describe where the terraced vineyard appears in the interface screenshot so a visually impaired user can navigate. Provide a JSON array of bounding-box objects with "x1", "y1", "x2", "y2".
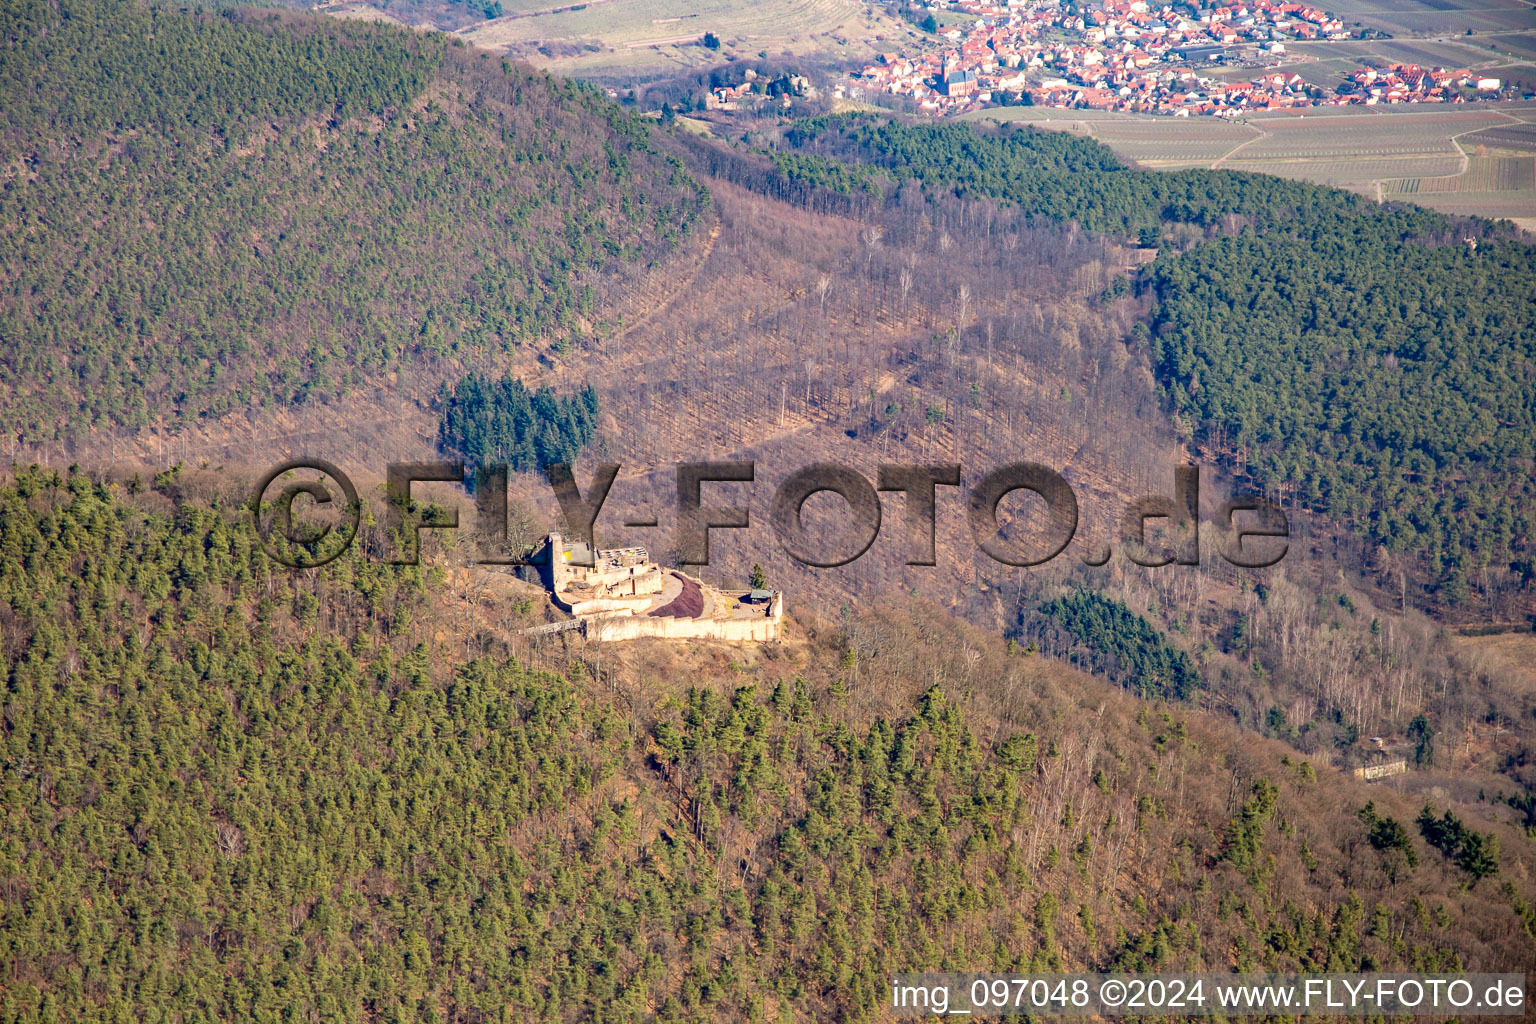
[
  {"x1": 1397, "y1": 190, "x2": 1536, "y2": 222},
  {"x1": 1487, "y1": 32, "x2": 1536, "y2": 60},
  {"x1": 1322, "y1": 0, "x2": 1536, "y2": 35},
  {"x1": 1087, "y1": 120, "x2": 1259, "y2": 166},
  {"x1": 1477, "y1": 122, "x2": 1536, "y2": 147},
  {"x1": 1228, "y1": 154, "x2": 1466, "y2": 183},
  {"x1": 1392, "y1": 154, "x2": 1535, "y2": 192},
  {"x1": 1239, "y1": 112, "x2": 1501, "y2": 159}
]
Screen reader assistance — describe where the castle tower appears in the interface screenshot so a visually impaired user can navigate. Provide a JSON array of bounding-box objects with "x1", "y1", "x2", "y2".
[{"x1": 546, "y1": 532, "x2": 565, "y2": 593}]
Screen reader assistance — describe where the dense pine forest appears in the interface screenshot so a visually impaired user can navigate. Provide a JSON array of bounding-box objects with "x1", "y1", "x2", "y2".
[
  {"x1": 1145, "y1": 230, "x2": 1536, "y2": 604},
  {"x1": 0, "y1": 0, "x2": 707, "y2": 446},
  {"x1": 437, "y1": 374, "x2": 599, "y2": 472},
  {"x1": 1037, "y1": 590, "x2": 1201, "y2": 702},
  {"x1": 0, "y1": 467, "x2": 1531, "y2": 1022},
  {"x1": 775, "y1": 115, "x2": 1536, "y2": 602}
]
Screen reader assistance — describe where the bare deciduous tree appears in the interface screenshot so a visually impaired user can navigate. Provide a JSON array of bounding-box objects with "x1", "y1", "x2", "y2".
[
  {"x1": 952, "y1": 283, "x2": 971, "y2": 355},
  {"x1": 860, "y1": 224, "x2": 884, "y2": 275}
]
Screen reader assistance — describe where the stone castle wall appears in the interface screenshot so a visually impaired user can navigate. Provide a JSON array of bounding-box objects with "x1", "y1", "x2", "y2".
[{"x1": 585, "y1": 611, "x2": 781, "y2": 643}]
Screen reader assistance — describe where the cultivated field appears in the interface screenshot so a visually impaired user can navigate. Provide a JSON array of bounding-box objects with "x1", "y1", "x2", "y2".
[
  {"x1": 457, "y1": 0, "x2": 917, "y2": 79},
  {"x1": 1218, "y1": 110, "x2": 1501, "y2": 179},
  {"x1": 1474, "y1": 121, "x2": 1536, "y2": 146},
  {"x1": 1278, "y1": 31, "x2": 1536, "y2": 95},
  {"x1": 1392, "y1": 154, "x2": 1535, "y2": 191},
  {"x1": 1285, "y1": 56, "x2": 1372, "y2": 87},
  {"x1": 969, "y1": 106, "x2": 1256, "y2": 170},
  {"x1": 1229, "y1": 155, "x2": 1466, "y2": 183},
  {"x1": 971, "y1": 104, "x2": 1536, "y2": 223},
  {"x1": 1075, "y1": 119, "x2": 1260, "y2": 165},
  {"x1": 1322, "y1": 0, "x2": 1534, "y2": 36},
  {"x1": 1286, "y1": 37, "x2": 1500, "y2": 70},
  {"x1": 1488, "y1": 32, "x2": 1536, "y2": 60}
]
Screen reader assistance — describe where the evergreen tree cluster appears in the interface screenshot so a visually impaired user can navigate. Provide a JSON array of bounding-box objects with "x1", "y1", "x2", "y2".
[
  {"x1": 1417, "y1": 805, "x2": 1500, "y2": 885},
  {"x1": 1359, "y1": 802, "x2": 1418, "y2": 882},
  {"x1": 1038, "y1": 590, "x2": 1201, "y2": 700},
  {"x1": 767, "y1": 151, "x2": 885, "y2": 199},
  {"x1": 1220, "y1": 779, "x2": 1278, "y2": 882},
  {"x1": 437, "y1": 373, "x2": 599, "y2": 471}
]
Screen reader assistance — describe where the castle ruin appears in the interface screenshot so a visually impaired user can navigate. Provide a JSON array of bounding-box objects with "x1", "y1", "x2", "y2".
[{"x1": 537, "y1": 533, "x2": 782, "y2": 642}]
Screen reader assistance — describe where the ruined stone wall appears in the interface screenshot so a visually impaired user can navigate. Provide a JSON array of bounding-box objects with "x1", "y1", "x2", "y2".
[{"x1": 585, "y1": 613, "x2": 780, "y2": 643}]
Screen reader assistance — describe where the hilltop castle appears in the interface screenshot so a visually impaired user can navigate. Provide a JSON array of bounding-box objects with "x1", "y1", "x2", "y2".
[{"x1": 537, "y1": 533, "x2": 782, "y2": 643}]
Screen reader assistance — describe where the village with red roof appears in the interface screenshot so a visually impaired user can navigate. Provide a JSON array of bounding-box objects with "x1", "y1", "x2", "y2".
[{"x1": 842, "y1": 0, "x2": 1511, "y2": 116}]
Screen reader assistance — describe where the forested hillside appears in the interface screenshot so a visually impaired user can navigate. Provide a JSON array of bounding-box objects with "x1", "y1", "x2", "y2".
[
  {"x1": 0, "y1": 467, "x2": 1531, "y2": 1022},
  {"x1": 776, "y1": 115, "x2": 1536, "y2": 603},
  {"x1": 1145, "y1": 230, "x2": 1536, "y2": 604},
  {"x1": 0, "y1": 0, "x2": 707, "y2": 446}
]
